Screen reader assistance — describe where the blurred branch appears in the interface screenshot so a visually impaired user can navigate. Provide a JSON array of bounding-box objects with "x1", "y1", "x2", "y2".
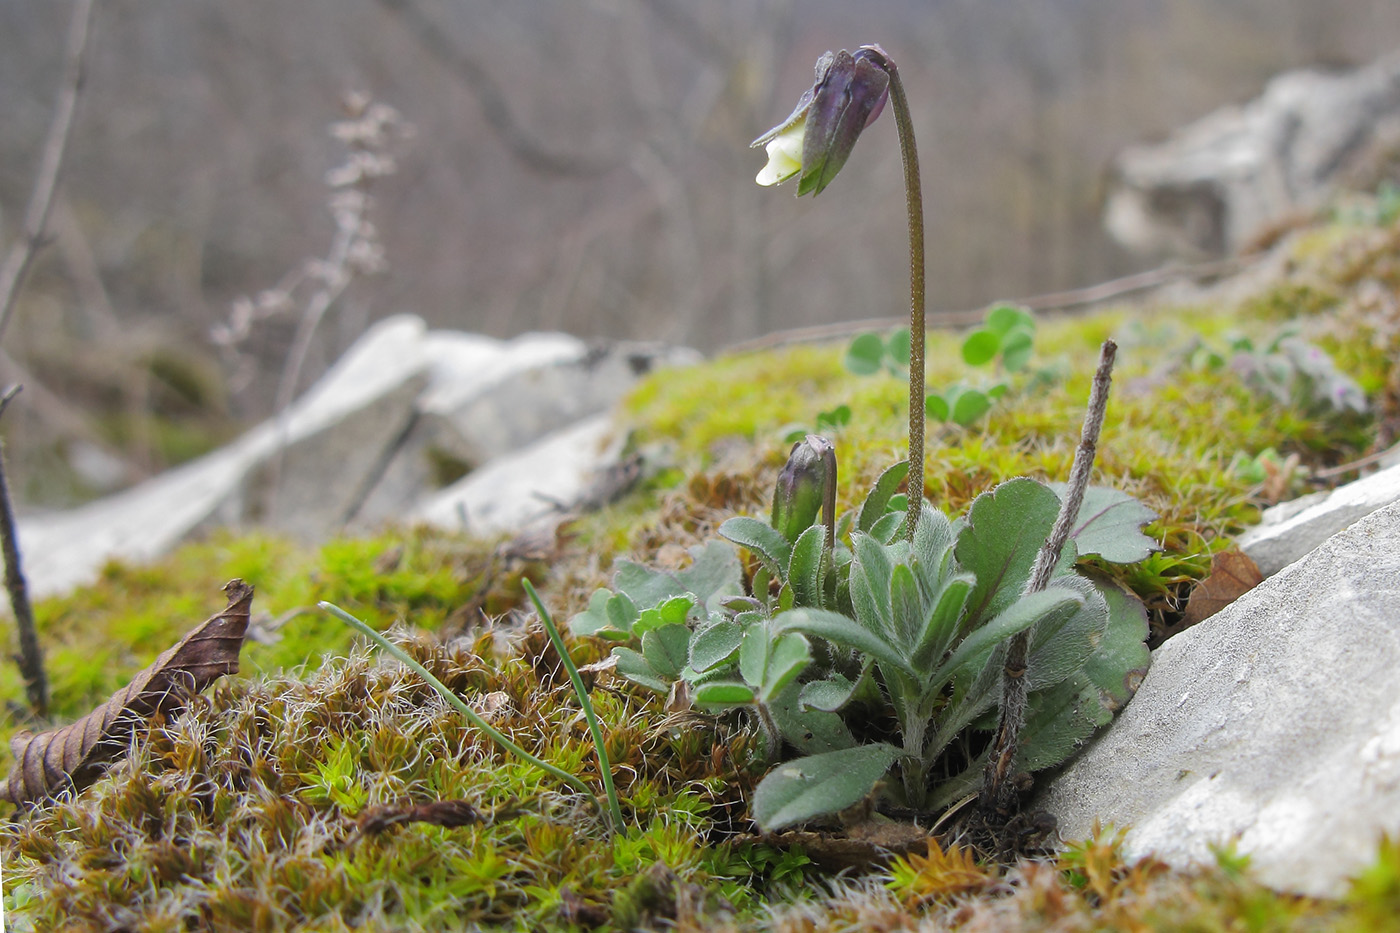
[
  {"x1": 0, "y1": 0, "x2": 97, "y2": 342},
  {"x1": 720, "y1": 257, "x2": 1244, "y2": 355},
  {"x1": 372, "y1": 0, "x2": 616, "y2": 176}
]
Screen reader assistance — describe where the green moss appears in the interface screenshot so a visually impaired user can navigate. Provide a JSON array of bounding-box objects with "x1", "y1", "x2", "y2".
[{"x1": 4, "y1": 214, "x2": 1400, "y2": 930}]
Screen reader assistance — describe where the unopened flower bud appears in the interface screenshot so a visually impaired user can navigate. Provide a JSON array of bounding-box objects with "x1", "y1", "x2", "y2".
[
  {"x1": 752, "y1": 46, "x2": 891, "y2": 197},
  {"x1": 771, "y1": 434, "x2": 837, "y2": 543}
]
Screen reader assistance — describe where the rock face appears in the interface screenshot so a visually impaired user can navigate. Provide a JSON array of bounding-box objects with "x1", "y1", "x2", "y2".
[
  {"x1": 1240, "y1": 461, "x2": 1400, "y2": 576},
  {"x1": 15, "y1": 315, "x2": 698, "y2": 600},
  {"x1": 1040, "y1": 499, "x2": 1400, "y2": 897},
  {"x1": 1105, "y1": 50, "x2": 1400, "y2": 259}
]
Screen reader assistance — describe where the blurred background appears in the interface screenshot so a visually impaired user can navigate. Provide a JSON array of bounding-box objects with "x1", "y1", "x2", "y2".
[{"x1": 3, "y1": 0, "x2": 1400, "y2": 505}]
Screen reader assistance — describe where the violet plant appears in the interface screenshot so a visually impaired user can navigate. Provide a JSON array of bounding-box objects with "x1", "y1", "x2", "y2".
[{"x1": 566, "y1": 46, "x2": 1158, "y2": 836}]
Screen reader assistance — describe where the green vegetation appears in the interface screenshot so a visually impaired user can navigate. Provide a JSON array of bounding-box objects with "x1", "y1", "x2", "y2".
[{"x1": 4, "y1": 210, "x2": 1400, "y2": 929}]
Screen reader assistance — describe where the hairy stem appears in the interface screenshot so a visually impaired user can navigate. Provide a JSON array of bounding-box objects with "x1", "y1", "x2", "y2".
[
  {"x1": 882, "y1": 60, "x2": 926, "y2": 542},
  {"x1": 980, "y1": 339, "x2": 1118, "y2": 818}
]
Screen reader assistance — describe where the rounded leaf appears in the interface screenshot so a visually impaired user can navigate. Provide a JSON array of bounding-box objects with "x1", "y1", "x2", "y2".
[
  {"x1": 961, "y1": 329, "x2": 1001, "y2": 366},
  {"x1": 845, "y1": 333, "x2": 886, "y2": 375},
  {"x1": 986, "y1": 304, "x2": 1035, "y2": 336},
  {"x1": 950, "y1": 389, "x2": 993, "y2": 426}
]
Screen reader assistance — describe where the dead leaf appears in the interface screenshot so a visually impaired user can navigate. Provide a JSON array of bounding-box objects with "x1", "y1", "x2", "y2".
[
  {"x1": 356, "y1": 799, "x2": 484, "y2": 835},
  {"x1": 1181, "y1": 550, "x2": 1263, "y2": 628},
  {"x1": 1, "y1": 579, "x2": 254, "y2": 805}
]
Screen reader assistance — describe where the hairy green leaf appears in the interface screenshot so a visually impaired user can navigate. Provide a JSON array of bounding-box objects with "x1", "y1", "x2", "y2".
[
  {"x1": 633, "y1": 594, "x2": 696, "y2": 637},
  {"x1": 688, "y1": 619, "x2": 745, "y2": 673},
  {"x1": 955, "y1": 478, "x2": 1063, "y2": 623},
  {"x1": 774, "y1": 608, "x2": 916, "y2": 678},
  {"x1": 788, "y1": 525, "x2": 828, "y2": 608},
  {"x1": 1048, "y1": 482, "x2": 1160, "y2": 564},
  {"x1": 858, "y1": 461, "x2": 910, "y2": 533},
  {"x1": 693, "y1": 680, "x2": 756, "y2": 708},
  {"x1": 613, "y1": 647, "x2": 670, "y2": 694},
  {"x1": 641, "y1": 624, "x2": 691, "y2": 680},
  {"x1": 719, "y1": 516, "x2": 793, "y2": 576},
  {"x1": 752, "y1": 743, "x2": 901, "y2": 830},
  {"x1": 931, "y1": 585, "x2": 1085, "y2": 687}
]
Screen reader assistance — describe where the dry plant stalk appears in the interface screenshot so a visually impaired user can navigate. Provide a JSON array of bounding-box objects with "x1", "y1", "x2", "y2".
[
  {"x1": 981, "y1": 339, "x2": 1118, "y2": 819},
  {"x1": 0, "y1": 579, "x2": 253, "y2": 805},
  {"x1": 0, "y1": 385, "x2": 47, "y2": 717}
]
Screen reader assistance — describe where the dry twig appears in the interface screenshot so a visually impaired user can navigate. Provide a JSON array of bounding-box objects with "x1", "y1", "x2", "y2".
[{"x1": 0, "y1": 385, "x2": 47, "y2": 717}]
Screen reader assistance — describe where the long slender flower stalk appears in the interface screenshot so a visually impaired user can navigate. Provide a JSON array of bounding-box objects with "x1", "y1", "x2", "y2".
[{"x1": 752, "y1": 44, "x2": 926, "y2": 540}]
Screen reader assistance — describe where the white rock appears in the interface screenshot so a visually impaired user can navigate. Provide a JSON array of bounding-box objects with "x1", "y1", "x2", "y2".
[
  {"x1": 1240, "y1": 461, "x2": 1400, "y2": 576},
  {"x1": 12, "y1": 315, "x2": 694, "y2": 600},
  {"x1": 412, "y1": 414, "x2": 620, "y2": 536},
  {"x1": 1040, "y1": 499, "x2": 1400, "y2": 896}
]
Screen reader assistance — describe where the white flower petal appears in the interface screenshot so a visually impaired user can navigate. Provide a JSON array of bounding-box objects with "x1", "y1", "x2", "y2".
[{"x1": 755, "y1": 123, "x2": 805, "y2": 187}]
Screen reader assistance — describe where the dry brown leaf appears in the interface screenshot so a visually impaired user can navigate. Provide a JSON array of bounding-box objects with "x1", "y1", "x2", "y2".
[
  {"x1": 1, "y1": 579, "x2": 253, "y2": 805},
  {"x1": 356, "y1": 799, "x2": 485, "y2": 835},
  {"x1": 1181, "y1": 550, "x2": 1263, "y2": 628}
]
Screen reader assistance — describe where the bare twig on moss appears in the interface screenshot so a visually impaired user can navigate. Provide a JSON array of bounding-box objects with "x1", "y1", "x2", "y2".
[
  {"x1": 0, "y1": 0, "x2": 97, "y2": 342},
  {"x1": 980, "y1": 339, "x2": 1118, "y2": 820},
  {"x1": 0, "y1": 385, "x2": 47, "y2": 717}
]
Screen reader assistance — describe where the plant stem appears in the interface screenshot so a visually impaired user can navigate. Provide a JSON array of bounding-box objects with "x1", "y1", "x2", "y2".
[
  {"x1": 0, "y1": 386, "x2": 47, "y2": 717},
  {"x1": 522, "y1": 578, "x2": 625, "y2": 832},
  {"x1": 319, "y1": 601, "x2": 610, "y2": 824},
  {"x1": 880, "y1": 57, "x2": 927, "y2": 542},
  {"x1": 980, "y1": 339, "x2": 1118, "y2": 818}
]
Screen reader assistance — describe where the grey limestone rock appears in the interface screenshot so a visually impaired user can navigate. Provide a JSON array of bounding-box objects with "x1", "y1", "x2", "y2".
[
  {"x1": 1040, "y1": 499, "x2": 1400, "y2": 896},
  {"x1": 1105, "y1": 50, "x2": 1400, "y2": 259}
]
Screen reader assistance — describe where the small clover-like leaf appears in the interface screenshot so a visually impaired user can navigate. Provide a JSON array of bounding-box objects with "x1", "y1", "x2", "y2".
[
  {"x1": 570, "y1": 588, "x2": 631, "y2": 638},
  {"x1": 845, "y1": 332, "x2": 886, "y2": 375},
  {"x1": 886, "y1": 327, "x2": 912, "y2": 368},
  {"x1": 986, "y1": 304, "x2": 1034, "y2": 336},
  {"x1": 613, "y1": 647, "x2": 670, "y2": 694},
  {"x1": 926, "y1": 392, "x2": 951, "y2": 422},
  {"x1": 633, "y1": 594, "x2": 696, "y2": 637},
  {"x1": 949, "y1": 386, "x2": 993, "y2": 426},
  {"x1": 641, "y1": 624, "x2": 691, "y2": 680},
  {"x1": 1000, "y1": 329, "x2": 1034, "y2": 372},
  {"x1": 752, "y1": 743, "x2": 901, "y2": 831},
  {"x1": 693, "y1": 681, "x2": 756, "y2": 708},
  {"x1": 961, "y1": 329, "x2": 1001, "y2": 366}
]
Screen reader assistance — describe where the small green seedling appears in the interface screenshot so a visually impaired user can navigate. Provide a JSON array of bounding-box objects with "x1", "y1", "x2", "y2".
[{"x1": 844, "y1": 328, "x2": 911, "y2": 377}]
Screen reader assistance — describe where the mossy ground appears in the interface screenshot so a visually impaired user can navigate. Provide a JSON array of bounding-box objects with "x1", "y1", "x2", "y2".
[{"x1": 4, "y1": 212, "x2": 1400, "y2": 930}]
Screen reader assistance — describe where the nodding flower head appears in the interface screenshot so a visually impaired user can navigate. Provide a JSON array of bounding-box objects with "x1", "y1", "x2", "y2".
[
  {"x1": 752, "y1": 45, "x2": 891, "y2": 197},
  {"x1": 771, "y1": 434, "x2": 837, "y2": 542}
]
